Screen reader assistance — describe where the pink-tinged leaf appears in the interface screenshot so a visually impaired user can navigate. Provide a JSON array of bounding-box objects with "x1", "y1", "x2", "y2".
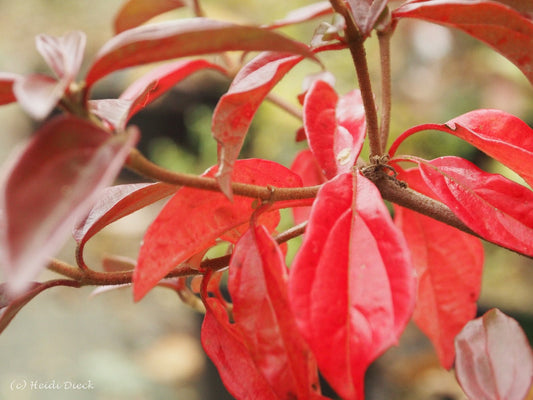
[
  {"x1": 405, "y1": 155, "x2": 533, "y2": 257},
  {"x1": 13, "y1": 74, "x2": 67, "y2": 120},
  {"x1": 73, "y1": 182, "x2": 177, "y2": 258},
  {"x1": 86, "y1": 18, "x2": 316, "y2": 87},
  {"x1": 114, "y1": 0, "x2": 188, "y2": 34},
  {"x1": 0, "y1": 116, "x2": 138, "y2": 295},
  {"x1": 90, "y1": 59, "x2": 226, "y2": 129},
  {"x1": 265, "y1": 2, "x2": 334, "y2": 29},
  {"x1": 303, "y1": 80, "x2": 366, "y2": 179},
  {"x1": 212, "y1": 52, "x2": 305, "y2": 198},
  {"x1": 289, "y1": 172, "x2": 416, "y2": 400},
  {"x1": 492, "y1": 0, "x2": 533, "y2": 17},
  {"x1": 0, "y1": 280, "x2": 81, "y2": 334},
  {"x1": 134, "y1": 159, "x2": 303, "y2": 301},
  {"x1": 119, "y1": 59, "x2": 226, "y2": 127},
  {"x1": 455, "y1": 308, "x2": 533, "y2": 400},
  {"x1": 35, "y1": 31, "x2": 86, "y2": 82},
  {"x1": 389, "y1": 110, "x2": 533, "y2": 188},
  {"x1": 394, "y1": 167, "x2": 484, "y2": 369},
  {"x1": 290, "y1": 149, "x2": 326, "y2": 225},
  {"x1": 393, "y1": 1, "x2": 533, "y2": 84},
  {"x1": 227, "y1": 226, "x2": 324, "y2": 399},
  {"x1": 201, "y1": 296, "x2": 280, "y2": 400},
  {"x1": 347, "y1": 0, "x2": 389, "y2": 36},
  {"x1": 0, "y1": 73, "x2": 21, "y2": 106}
]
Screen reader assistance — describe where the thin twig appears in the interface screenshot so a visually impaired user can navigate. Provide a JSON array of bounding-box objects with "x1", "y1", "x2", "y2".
[
  {"x1": 378, "y1": 29, "x2": 393, "y2": 153},
  {"x1": 126, "y1": 149, "x2": 321, "y2": 202},
  {"x1": 265, "y1": 93, "x2": 303, "y2": 120}
]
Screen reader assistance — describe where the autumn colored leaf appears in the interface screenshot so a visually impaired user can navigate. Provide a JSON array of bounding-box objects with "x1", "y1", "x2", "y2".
[
  {"x1": 455, "y1": 309, "x2": 533, "y2": 400},
  {"x1": 347, "y1": 0, "x2": 389, "y2": 37},
  {"x1": 389, "y1": 109, "x2": 533, "y2": 188},
  {"x1": 394, "y1": 167, "x2": 484, "y2": 369},
  {"x1": 85, "y1": 18, "x2": 316, "y2": 87},
  {"x1": 0, "y1": 73, "x2": 20, "y2": 105},
  {"x1": 212, "y1": 52, "x2": 305, "y2": 198},
  {"x1": 393, "y1": 1, "x2": 533, "y2": 84},
  {"x1": 225, "y1": 226, "x2": 324, "y2": 399},
  {"x1": 114, "y1": 0, "x2": 188, "y2": 34},
  {"x1": 290, "y1": 149, "x2": 326, "y2": 225},
  {"x1": 289, "y1": 172, "x2": 416, "y2": 399},
  {"x1": 201, "y1": 294, "x2": 280, "y2": 400},
  {"x1": 265, "y1": 2, "x2": 334, "y2": 29},
  {"x1": 73, "y1": 182, "x2": 177, "y2": 260},
  {"x1": 90, "y1": 59, "x2": 226, "y2": 129},
  {"x1": 401, "y1": 155, "x2": 533, "y2": 257},
  {"x1": 134, "y1": 159, "x2": 302, "y2": 301},
  {"x1": 0, "y1": 116, "x2": 138, "y2": 295},
  {"x1": 303, "y1": 79, "x2": 366, "y2": 179}
]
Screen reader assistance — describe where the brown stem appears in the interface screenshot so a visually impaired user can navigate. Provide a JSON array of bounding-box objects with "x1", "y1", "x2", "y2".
[
  {"x1": 328, "y1": 0, "x2": 381, "y2": 158},
  {"x1": 378, "y1": 29, "x2": 392, "y2": 153},
  {"x1": 265, "y1": 93, "x2": 302, "y2": 120},
  {"x1": 126, "y1": 149, "x2": 321, "y2": 202}
]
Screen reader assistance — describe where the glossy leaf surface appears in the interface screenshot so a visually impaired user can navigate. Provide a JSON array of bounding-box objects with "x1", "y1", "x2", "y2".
[
  {"x1": 390, "y1": 110, "x2": 533, "y2": 188},
  {"x1": 91, "y1": 59, "x2": 226, "y2": 129},
  {"x1": 394, "y1": 167, "x2": 484, "y2": 369},
  {"x1": 290, "y1": 149, "x2": 326, "y2": 225},
  {"x1": 393, "y1": 1, "x2": 533, "y2": 84},
  {"x1": 134, "y1": 159, "x2": 302, "y2": 301},
  {"x1": 407, "y1": 156, "x2": 533, "y2": 257},
  {"x1": 86, "y1": 18, "x2": 315, "y2": 87},
  {"x1": 227, "y1": 226, "x2": 323, "y2": 399},
  {"x1": 289, "y1": 172, "x2": 416, "y2": 399},
  {"x1": 0, "y1": 116, "x2": 138, "y2": 295},
  {"x1": 114, "y1": 0, "x2": 188, "y2": 33},
  {"x1": 303, "y1": 80, "x2": 365, "y2": 179},
  {"x1": 73, "y1": 182, "x2": 177, "y2": 255},
  {"x1": 455, "y1": 309, "x2": 533, "y2": 400},
  {"x1": 212, "y1": 52, "x2": 304, "y2": 198}
]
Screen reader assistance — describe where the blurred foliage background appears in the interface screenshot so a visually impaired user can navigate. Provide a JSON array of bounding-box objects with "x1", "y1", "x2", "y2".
[{"x1": 0, "y1": 0, "x2": 532, "y2": 399}]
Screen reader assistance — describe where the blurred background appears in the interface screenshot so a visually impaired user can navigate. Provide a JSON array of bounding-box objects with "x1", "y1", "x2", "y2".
[{"x1": 0, "y1": 0, "x2": 532, "y2": 399}]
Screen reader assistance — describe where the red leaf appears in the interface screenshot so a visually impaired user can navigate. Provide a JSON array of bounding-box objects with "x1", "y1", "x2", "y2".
[
  {"x1": 393, "y1": 1, "x2": 533, "y2": 84},
  {"x1": 303, "y1": 80, "x2": 366, "y2": 179},
  {"x1": 0, "y1": 73, "x2": 21, "y2": 106},
  {"x1": 289, "y1": 172, "x2": 416, "y2": 399},
  {"x1": 73, "y1": 182, "x2": 177, "y2": 258},
  {"x1": 114, "y1": 0, "x2": 188, "y2": 34},
  {"x1": 455, "y1": 309, "x2": 533, "y2": 400},
  {"x1": 394, "y1": 167, "x2": 484, "y2": 369},
  {"x1": 403, "y1": 155, "x2": 533, "y2": 257},
  {"x1": 227, "y1": 226, "x2": 324, "y2": 399},
  {"x1": 134, "y1": 159, "x2": 302, "y2": 301},
  {"x1": 0, "y1": 116, "x2": 138, "y2": 295},
  {"x1": 212, "y1": 52, "x2": 305, "y2": 198},
  {"x1": 290, "y1": 149, "x2": 326, "y2": 225},
  {"x1": 347, "y1": 0, "x2": 389, "y2": 36},
  {"x1": 86, "y1": 18, "x2": 316, "y2": 87},
  {"x1": 389, "y1": 110, "x2": 533, "y2": 188},
  {"x1": 265, "y1": 2, "x2": 334, "y2": 29},
  {"x1": 35, "y1": 31, "x2": 86, "y2": 82},
  {"x1": 201, "y1": 296, "x2": 280, "y2": 400},
  {"x1": 13, "y1": 74, "x2": 67, "y2": 120},
  {"x1": 90, "y1": 59, "x2": 226, "y2": 129},
  {"x1": 120, "y1": 59, "x2": 226, "y2": 126}
]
